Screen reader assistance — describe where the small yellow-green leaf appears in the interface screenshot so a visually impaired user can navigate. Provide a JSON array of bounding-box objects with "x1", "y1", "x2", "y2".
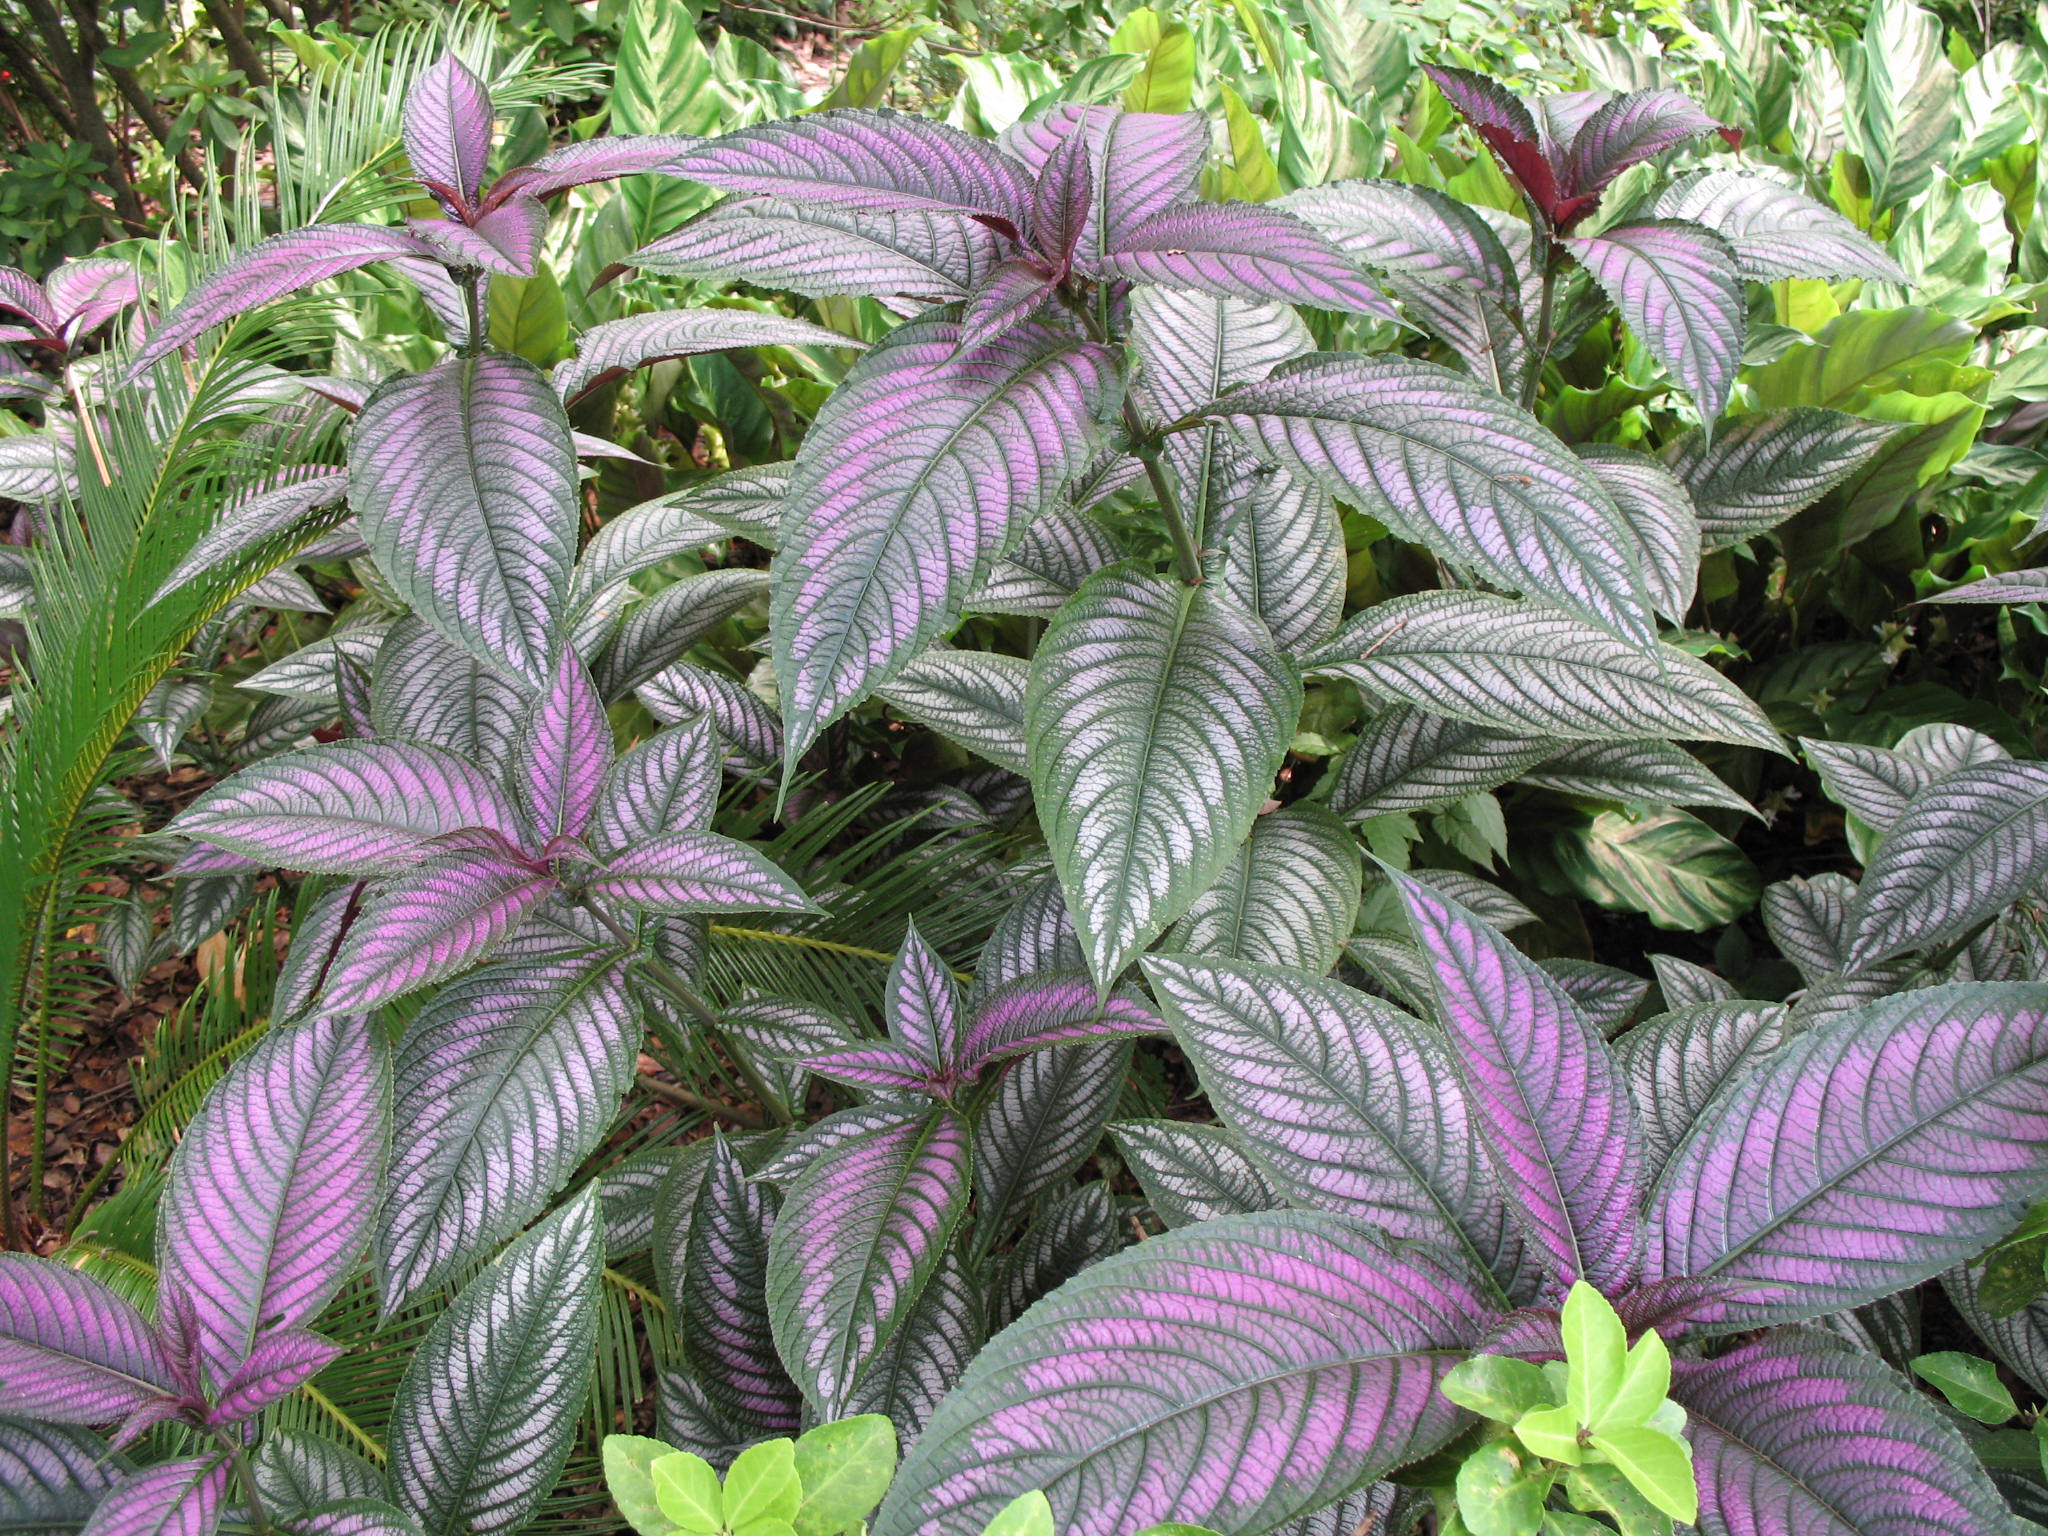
[
  {"x1": 724, "y1": 1440, "x2": 802, "y2": 1529},
  {"x1": 1561, "y1": 1281, "x2": 1628, "y2": 1424},
  {"x1": 1122, "y1": 22, "x2": 1195, "y2": 113},
  {"x1": 651, "y1": 1451, "x2": 723, "y2": 1535},
  {"x1": 1220, "y1": 86, "x2": 1280, "y2": 202},
  {"x1": 604, "y1": 1435, "x2": 680, "y2": 1536},
  {"x1": 1564, "y1": 1463, "x2": 1666, "y2": 1536},
  {"x1": 1514, "y1": 1404, "x2": 1585, "y2": 1466},
  {"x1": 1598, "y1": 1327, "x2": 1673, "y2": 1431},
  {"x1": 1912, "y1": 1351, "x2": 2020, "y2": 1424},
  {"x1": 1455, "y1": 1440, "x2": 1550, "y2": 1536},
  {"x1": 793, "y1": 1415, "x2": 897, "y2": 1536},
  {"x1": 979, "y1": 1491, "x2": 1054, "y2": 1536},
  {"x1": 1442, "y1": 1355, "x2": 1557, "y2": 1424},
  {"x1": 1588, "y1": 1425, "x2": 1698, "y2": 1524}
]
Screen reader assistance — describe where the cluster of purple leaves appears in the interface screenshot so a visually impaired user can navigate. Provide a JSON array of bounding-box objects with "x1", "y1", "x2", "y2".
[
  {"x1": 0, "y1": 1012, "x2": 391, "y2": 1536},
  {"x1": 868, "y1": 879, "x2": 2048, "y2": 1535}
]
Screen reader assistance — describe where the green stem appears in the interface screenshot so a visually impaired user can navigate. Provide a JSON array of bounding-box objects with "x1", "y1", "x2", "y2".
[
  {"x1": 1520, "y1": 237, "x2": 1562, "y2": 411},
  {"x1": 215, "y1": 1435, "x2": 271, "y2": 1536},
  {"x1": 576, "y1": 897, "x2": 792, "y2": 1125},
  {"x1": 457, "y1": 269, "x2": 487, "y2": 356}
]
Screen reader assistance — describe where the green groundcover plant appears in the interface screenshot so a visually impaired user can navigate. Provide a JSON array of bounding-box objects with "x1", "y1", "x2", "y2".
[{"x1": 7, "y1": 0, "x2": 2048, "y2": 1533}]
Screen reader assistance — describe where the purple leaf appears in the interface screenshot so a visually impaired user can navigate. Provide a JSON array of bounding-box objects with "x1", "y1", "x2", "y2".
[
  {"x1": 276, "y1": 1500, "x2": 424, "y2": 1536},
  {"x1": 1212, "y1": 356, "x2": 1658, "y2": 644},
  {"x1": 592, "y1": 566, "x2": 772, "y2": 700},
  {"x1": 485, "y1": 134, "x2": 699, "y2": 205},
  {"x1": 1000, "y1": 105, "x2": 1208, "y2": 267},
  {"x1": 130, "y1": 227, "x2": 437, "y2": 371},
  {"x1": 79, "y1": 1459, "x2": 227, "y2": 1536},
  {"x1": 639, "y1": 661, "x2": 783, "y2": 770},
  {"x1": 1663, "y1": 407, "x2": 1901, "y2": 552},
  {"x1": 971, "y1": 873, "x2": 1082, "y2": 1000},
  {"x1": 992, "y1": 1182, "x2": 1123, "y2": 1330},
  {"x1": 203, "y1": 1329, "x2": 343, "y2": 1425},
  {"x1": 555, "y1": 309, "x2": 858, "y2": 403},
  {"x1": 1656, "y1": 169, "x2": 1907, "y2": 284},
  {"x1": 887, "y1": 920, "x2": 962, "y2": 1072},
  {"x1": 1029, "y1": 128, "x2": 1091, "y2": 270},
  {"x1": 516, "y1": 650, "x2": 610, "y2": 847},
  {"x1": 771, "y1": 313, "x2": 1117, "y2": 768},
  {"x1": 1563, "y1": 89, "x2": 1726, "y2": 198},
  {"x1": 156, "y1": 1011, "x2": 388, "y2": 1387},
  {"x1": 668, "y1": 109, "x2": 1035, "y2": 236},
  {"x1": 1027, "y1": 564, "x2": 1301, "y2": 987},
  {"x1": 1107, "y1": 1119, "x2": 1282, "y2": 1228},
  {"x1": 584, "y1": 829, "x2": 814, "y2": 915},
  {"x1": 407, "y1": 196, "x2": 547, "y2": 276},
  {"x1": 47, "y1": 258, "x2": 140, "y2": 342},
  {"x1": 350, "y1": 353, "x2": 578, "y2": 690},
  {"x1": 1841, "y1": 761, "x2": 2048, "y2": 971},
  {"x1": 0, "y1": 266, "x2": 56, "y2": 334},
  {"x1": 1144, "y1": 955, "x2": 1529, "y2": 1296},
  {"x1": 871, "y1": 1210, "x2": 1498, "y2": 1536},
  {"x1": 315, "y1": 848, "x2": 557, "y2": 1013},
  {"x1": 165, "y1": 842, "x2": 264, "y2": 878},
  {"x1": 1391, "y1": 873, "x2": 1645, "y2": 1291},
  {"x1": 682, "y1": 1135, "x2": 804, "y2": 1436},
  {"x1": 0, "y1": 1419, "x2": 133, "y2": 1531},
  {"x1": 1564, "y1": 219, "x2": 1743, "y2": 433},
  {"x1": 0, "y1": 1255, "x2": 180, "y2": 1431},
  {"x1": 1423, "y1": 65, "x2": 1591, "y2": 228},
  {"x1": 792, "y1": 1043, "x2": 941, "y2": 1094},
  {"x1": 1676, "y1": 1326, "x2": 2012, "y2": 1536},
  {"x1": 385, "y1": 1189, "x2": 602, "y2": 1536},
  {"x1": 590, "y1": 716, "x2": 721, "y2": 858},
  {"x1": 369, "y1": 617, "x2": 531, "y2": 776},
  {"x1": 1100, "y1": 203, "x2": 1402, "y2": 321},
  {"x1": 631, "y1": 198, "x2": 1004, "y2": 301},
  {"x1": 766, "y1": 1105, "x2": 970, "y2": 1416},
  {"x1": 403, "y1": 53, "x2": 495, "y2": 211},
  {"x1": 1648, "y1": 981, "x2": 2048, "y2": 1326},
  {"x1": 1328, "y1": 705, "x2": 1553, "y2": 820},
  {"x1": 959, "y1": 973, "x2": 1165, "y2": 1068},
  {"x1": 953, "y1": 259, "x2": 1060, "y2": 356},
  {"x1": 1613, "y1": 1000, "x2": 1788, "y2": 1178},
  {"x1": 378, "y1": 955, "x2": 639, "y2": 1310},
  {"x1": 1923, "y1": 568, "x2": 2048, "y2": 605},
  {"x1": 842, "y1": 1253, "x2": 983, "y2": 1446},
  {"x1": 168, "y1": 741, "x2": 522, "y2": 874},
  {"x1": 1573, "y1": 444, "x2": 1701, "y2": 621},
  {"x1": 974, "y1": 1040, "x2": 1130, "y2": 1242}
]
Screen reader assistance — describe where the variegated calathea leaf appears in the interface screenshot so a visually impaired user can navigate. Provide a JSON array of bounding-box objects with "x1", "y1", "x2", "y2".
[
  {"x1": 386, "y1": 1188, "x2": 603, "y2": 1536},
  {"x1": 1026, "y1": 563, "x2": 1300, "y2": 988},
  {"x1": 872, "y1": 1211, "x2": 1496, "y2": 1536},
  {"x1": 1164, "y1": 804, "x2": 1361, "y2": 975},
  {"x1": 771, "y1": 312, "x2": 1117, "y2": 774},
  {"x1": 1303, "y1": 591, "x2": 1782, "y2": 751},
  {"x1": 377, "y1": 955, "x2": 639, "y2": 1310},
  {"x1": 765, "y1": 1103, "x2": 970, "y2": 1418},
  {"x1": 1208, "y1": 354, "x2": 1657, "y2": 642},
  {"x1": 349, "y1": 352, "x2": 579, "y2": 689}
]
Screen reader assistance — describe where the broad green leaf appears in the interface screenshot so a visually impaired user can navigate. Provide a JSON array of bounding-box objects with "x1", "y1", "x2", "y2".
[
  {"x1": 1563, "y1": 1282, "x2": 1629, "y2": 1426},
  {"x1": 1603, "y1": 1331, "x2": 1673, "y2": 1432},
  {"x1": 1441, "y1": 1356, "x2": 1557, "y2": 1424},
  {"x1": 724, "y1": 1440, "x2": 801, "y2": 1530},
  {"x1": 651, "y1": 1452, "x2": 723, "y2": 1535},
  {"x1": 386, "y1": 1189, "x2": 603, "y2": 1536},
  {"x1": 1121, "y1": 21, "x2": 1195, "y2": 113},
  {"x1": 1515, "y1": 1404, "x2": 1586, "y2": 1466},
  {"x1": 1165, "y1": 803, "x2": 1361, "y2": 974},
  {"x1": 1304, "y1": 592, "x2": 1781, "y2": 752},
  {"x1": 1456, "y1": 1441, "x2": 1549, "y2": 1536},
  {"x1": 978, "y1": 1491, "x2": 1054, "y2": 1536},
  {"x1": 1548, "y1": 808, "x2": 1761, "y2": 931},
  {"x1": 604, "y1": 1436, "x2": 678, "y2": 1536},
  {"x1": 614, "y1": 0, "x2": 727, "y2": 243},
  {"x1": 1588, "y1": 1426, "x2": 1696, "y2": 1524},
  {"x1": 1028, "y1": 563, "x2": 1300, "y2": 987},
  {"x1": 1911, "y1": 1351, "x2": 2019, "y2": 1423},
  {"x1": 792, "y1": 1416, "x2": 897, "y2": 1536},
  {"x1": 487, "y1": 266, "x2": 569, "y2": 366}
]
